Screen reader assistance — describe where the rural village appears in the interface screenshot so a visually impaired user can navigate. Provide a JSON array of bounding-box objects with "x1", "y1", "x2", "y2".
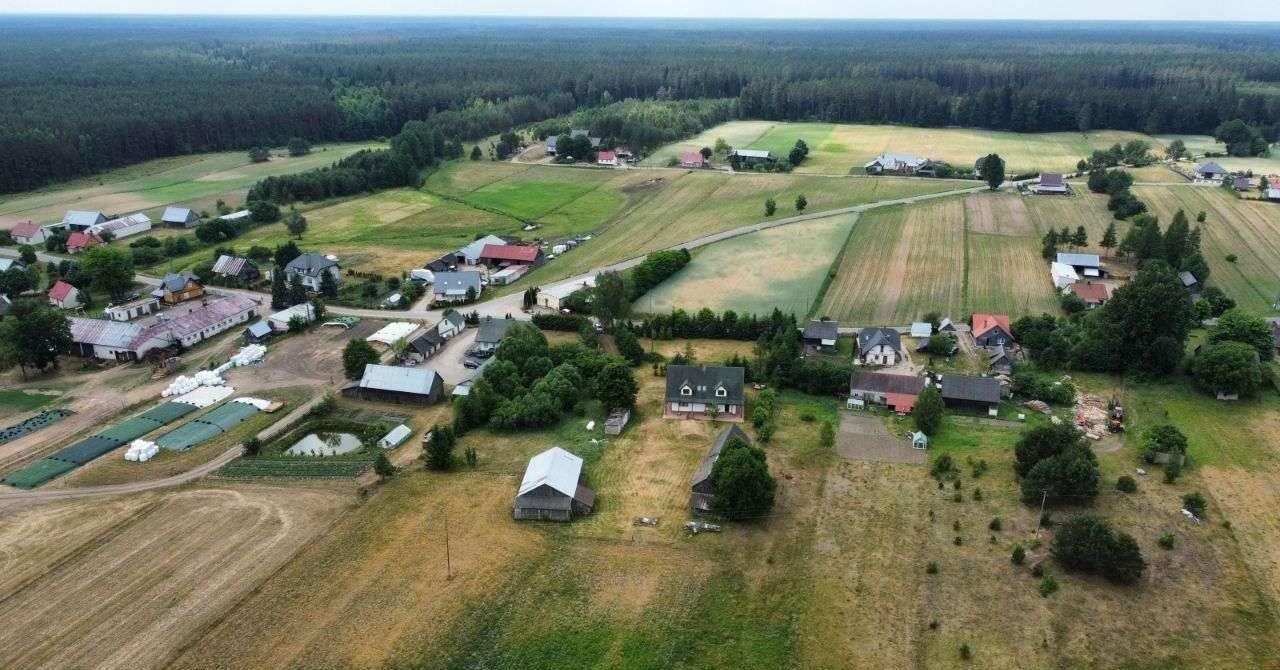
[{"x1": 2, "y1": 16, "x2": 1280, "y2": 670}]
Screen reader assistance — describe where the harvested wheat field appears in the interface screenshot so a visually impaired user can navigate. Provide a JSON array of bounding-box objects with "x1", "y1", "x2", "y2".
[
  {"x1": 0, "y1": 485, "x2": 349, "y2": 670},
  {"x1": 964, "y1": 191, "x2": 1033, "y2": 236},
  {"x1": 1025, "y1": 190, "x2": 1126, "y2": 257}
]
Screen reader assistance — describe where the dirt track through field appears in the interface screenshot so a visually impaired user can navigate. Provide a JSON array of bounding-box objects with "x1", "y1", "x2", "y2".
[{"x1": 0, "y1": 486, "x2": 347, "y2": 670}]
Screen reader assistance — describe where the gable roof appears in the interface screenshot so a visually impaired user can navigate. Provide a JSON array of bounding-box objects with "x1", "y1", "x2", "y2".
[
  {"x1": 680, "y1": 151, "x2": 705, "y2": 164},
  {"x1": 849, "y1": 371, "x2": 924, "y2": 396},
  {"x1": 432, "y1": 271, "x2": 482, "y2": 296},
  {"x1": 245, "y1": 321, "x2": 273, "y2": 338},
  {"x1": 732, "y1": 149, "x2": 772, "y2": 159},
  {"x1": 137, "y1": 295, "x2": 257, "y2": 342},
  {"x1": 971, "y1": 313, "x2": 1012, "y2": 339},
  {"x1": 66, "y1": 231, "x2": 101, "y2": 250},
  {"x1": 858, "y1": 327, "x2": 901, "y2": 353},
  {"x1": 475, "y1": 316, "x2": 515, "y2": 343},
  {"x1": 803, "y1": 319, "x2": 839, "y2": 341},
  {"x1": 988, "y1": 344, "x2": 1013, "y2": 364},
  {"x1": 480, "y1": 244, "x2": 540, "y2": 263},
  {"x1": 518, "y1": 446, "x2": 583, "y2": 497},
  {"x1": 1038, "y1": 172, "x2": 1066, "y2": 188},
  {"x1": 1178, "y1": 270, "x2": 1198, "y2": 287},
  {"x1": 1069, "y1": 282, "x2": 1109, "y2": 303},
  {"x1": 597, "y1": 151, "x2": 617, "y2": 162},
  {"x1": 11, "y1": 221, "x2": 39, "y2": 238},
  {"x1": 937, "y1": 374, "x2": 1002, "y2": 404},
  {"x1": 865, "y1": 153, "x2": 927, "y2": 169},
  {"x1": 357, "y1": 364, "x2": 439, "y2": 396},
  {"x1": 410, "y1": 328, "x2": 446, "y2": 354},
  {"x1": 0, "y1": 258, "x2": 20, "y2": 272},
  {"x1": 692, "y1": 425, "x2": 751, "y2": 490},
  {"x1": 664, "y1": 364, "x2": 745, "y2": 405},
  {"x1": 161, "y1": 206, "x2": 194, "y2": 223},
  {"x1": 1196, "y1": 160, "x2": 1227, "y2": 175},
  {"x1": 458, "y1": 234, "x2": 507, "y2": 261},
  {"x1": 441, "y1": 310, "x2": 466, "y2": 328},
  {"x1": 159, "y1": 272, "x2": 199, "y2": 292},
  {"x1": 48, "y1": 280, "x2": 77, "y2": 302},
  {"x1": 90, "y1": 213, "x2": 151, "y2": 236},
  {"x1": 63, "y1": 210, "x2": 104, "y2": 227},
  {"x1": 212, "y1": 255, "x2": 253, "y2": 276},
  {"x1": 910, "y1": 322, "x2": 933, "y2": 338},
  {"x1": 70, "y1": 317, "x2": 142, "y2": 348},
  {"x1": 1056, "y1": 252, "x2": 1100, "y2": 267},
  {"x1": 285, "y1": 253, "x2": 338, "y2": 277}
]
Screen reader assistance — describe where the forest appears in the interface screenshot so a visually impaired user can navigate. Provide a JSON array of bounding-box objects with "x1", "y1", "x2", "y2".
[{"x1": 3, "y1": 16, "x2": 1280, "y2": 192}]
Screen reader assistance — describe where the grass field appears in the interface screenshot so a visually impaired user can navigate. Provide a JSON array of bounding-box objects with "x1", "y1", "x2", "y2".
[
  {"x1": 0, "y1": 142, "x2": 383, "y2": 230},
  {"x1": 1155, "y1": 134, "x2": 1280, "y2": 175},
  {"x1": 644, "y1": 121, "x2": 1153, "y2": 175},
  {"x1": 818, "y1": 192, "x2": 1060, "y2": 323},
  {"x1": 639, "y1": 213, "x2": 856, "y2": 316},
  {"x1": 1134, "y1": 185, "x2": 1280, "y2": 314}
]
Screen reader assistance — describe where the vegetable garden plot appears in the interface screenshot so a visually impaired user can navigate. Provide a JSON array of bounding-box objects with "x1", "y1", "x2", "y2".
[
  {"x1": 0, "y1": 409, "x2": 74, "y2": 445},
  {"x1": 1, "y1": 458, "x2": 78, "y2": 489},
  {"x1": 49, "y1": 435, "x2": 127, "y2": 465}
]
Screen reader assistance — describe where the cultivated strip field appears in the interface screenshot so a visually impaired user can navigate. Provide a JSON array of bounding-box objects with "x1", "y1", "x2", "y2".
[
  {"x1": 640, "y1": 213, "x2": 857, "y2": 316},
  {"x1": 0, "y1": 142, "x2": 382, "y2": 230},
  {"x1": 644, "y1": 121, "x2": 1154, "y2": 175},
  {"x1": 0, "y1": 485, "x2": 348, "y2": 670},
  {"x1": 1134, "y1": 185, "x2": 1280, "y2": 314}
]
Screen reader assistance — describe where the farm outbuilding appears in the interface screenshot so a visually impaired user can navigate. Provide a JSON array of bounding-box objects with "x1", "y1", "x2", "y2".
[
  {"x1": 1056, "y1": 252, "x2": 1102, "y2": 278},
  {"x1": 936, "y1": 374, "x2": 1002, "y2": 416},
  {"x1": 690, "y1": 424, "x2": 751, "y2": 515},
  {"x1": 62, "y1": 210, "x2": 106, "y2": 231},
  {"x1": 848, "y1": 371, "x2": 924, "y2": 413},
  {"x1": 1195, "y1": 161, "x2": 1229, "y2": 181},
  {"x1": 88, "y1": 213, "x2": 152, "y2": 241},
  {"x1": 513, "y1": 446, "x2": 595, "y2": 521},
  {"x1": 104, "y1": 297, "x2": 159, "y2": 322},
  {"x1": 341, "y1": 364, "x2": 443, "y2": 405},
  {"x1": 161, "y1": 207, "x2": 199, "y2": 228},
  {"x1": 243, "y1": 321, "x2": 274, "y2": 344},
  {"x1": 803, "y1": 318, "x2": 839, "y2": 352},
  {"x1": 1032, "y1": 172, "x2": 1069, "y2": 195}
]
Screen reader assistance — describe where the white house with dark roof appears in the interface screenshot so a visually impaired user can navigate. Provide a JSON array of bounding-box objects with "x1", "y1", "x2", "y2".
[
  {"x1": 513, "y1": 446, "x2": 595, "y2": 521},
  {"x1": 432, "y1": 271, "x2": 483, "y2": 304},
  {"x1": 864, "y1": 153, "x2": 930, "y2": 175},
  {"x1": 161, "y1": 207, "x2": 199, "y2": 228},
  {"x1": 1195, "y1": 161, "x2": 1229, "y2": 181},
  {"x1": 285, "y1": 253, "x2": 341, "y2": 292},
  {"x1": 664, "y1": 364, "x2": 745, "y2": 421},
  {"x1": 857, "y1": 327, "x2": 902, "y2": 366}
]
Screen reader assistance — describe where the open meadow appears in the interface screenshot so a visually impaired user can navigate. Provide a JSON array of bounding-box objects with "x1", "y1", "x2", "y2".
[
  {"x1": 1155, "y1": 135, "x2": 1280, "y2": 175},
  {"x1": 638, "y1": 213, "x2": 856, "y2": 316},
  {"x1": 643, "y1": 120, "x2": 1154, "y2": 175},
  {"x1": 0, "y1": 142, "x2": 383, "y2": 230}
]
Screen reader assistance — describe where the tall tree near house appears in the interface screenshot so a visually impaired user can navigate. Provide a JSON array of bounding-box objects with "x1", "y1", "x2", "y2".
[
  {"x1": 342, "y1": 339, "x2": 379, "y2": 380},
  {"x1": 593, "y1": 270, "x2": 630, "y2": 326},
  {"x1": 273, "y1": 241, "x2": 301, "y2": 268},
  {"x1": 319, "y1": 270, "x2": 338, "y2": 299},
  {"x1": 79, "y1": 245, "x2": 134, "y2": 300},
  {"x1": 711, "y1": 437, "x2": 776, "y2": 520},
  {"x1": 288, "y1": 273, "x2": 308, "y2": 306},
  {"x1": 595, "y1": 359, "x2": 638, "y2": 410},
  {"x1": 1071, "y1": 225, "x2": 1088, "y2": 248},
  {"x1": 285, "y1": 209, "x2": 308, "y2": 239},
  {"x1": 425, "y1": 424, "x2": 456, "y2": 470},
  {"x1": 914, "y1": 387, "x2": 945, "y2": 436},
  {"x1": 0, "y1": 301, "x2": 71, "y2": 379},
  {"x1": 980, "y1": 154, "x2": 1005, "y2": 190},
  {"x1": 1166, "y1": 139, "x2": 1186, "y2": 161},
  {"x1": 270, "y1": 266, "x2": 287, "y2": 309},
  {"x1": 700, "y1": 146, "x2": 713, "y2": 160},
  {"x1": 1163, "y1": 209, "x2": 1191, "y2": 267},
  {"x1": 1100, "y1": 222, "x2": 1118, "y2": 256}
]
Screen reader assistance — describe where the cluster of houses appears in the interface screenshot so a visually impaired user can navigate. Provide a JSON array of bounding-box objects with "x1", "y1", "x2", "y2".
[
  {"x1": 10, "y1": 204, "x2": 236, "y2": 254},
  {"x1": 415, "y1": 234, "x2": 551, "y2": 306},
  {"x1": 544, "y1": 129, "x2": 636, "y2": 168},
  {"x1": 1193, "y1": 161, "x2": 1280, "y2": 200}
]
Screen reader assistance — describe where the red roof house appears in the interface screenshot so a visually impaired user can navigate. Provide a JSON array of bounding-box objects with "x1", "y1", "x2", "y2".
[
  {"x1": 596, "y1": 150, "x2": 618, "y2": 166},
  {"x1": 478, "y1": 243, "x2": 544, "y2": 267},
  {"x1": 680, "y1": 151, "x2": 707, "y2": 168},
  {"x1": 66, "y1": 231, "x2": 102, "y2": 253},
  {"x1": 971, "y1": 313, "x2": 1014, "y2": 347},
  {"x1": 48, "y1": 280, "x2": 82, "y2": 308},
  {"x1": 10, "y1": 220, "x2": 46, "y2": 245},
  {"x1": 1068, "y1": 282, "x2": 1110, "y2": 308}
]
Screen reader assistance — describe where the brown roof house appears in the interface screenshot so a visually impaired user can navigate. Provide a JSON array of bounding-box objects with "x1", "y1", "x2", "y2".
[
  {"x1": 665, "y1": 364, "x2": 745, "y2": 421},
  {"x1": 152, "y1": 272, "x2": 204, "y2": 305},
  {"x1": 972, "y1": 313, "x2": 1014, "y2": 347},
  {"x1": 690, "y1": 425, "x2": 752, "y2": 515},
  {"x1": 848, "y1": 371, "x2": 924, "y2": 414},
  {"x1": 513, "y1": 447, "x2": 595, "y2": 522}
]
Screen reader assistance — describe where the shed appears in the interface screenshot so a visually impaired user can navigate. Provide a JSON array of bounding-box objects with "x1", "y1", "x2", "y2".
[
  {"x1": 1056, "y1": 252, "x2": 1101, "y2": 277},
  {"x1": 803, "y1": 318, "x2": 839, "y2": 350},
  {"x1": 938, "y1": 318, "x2": 956, "y2": 332},
  {"x1": 513, "y1": 447, "x2": 595, "y2": 521},
  {"x1": 1178, "y1": 271, "x2": 1200, "y2": 292},
  {"x1": 161, "y1": 207, "x2": 199, "y2": 228},
  {"x1": 911, "y1": 431, "x2": 929, "y2": 449},
  {"x1": 937, "y1": 374, "x2": 1002, "y2": 415},
  {"x1": 267, "y1": 303, "x2": 315, "y2": 330},
  {"x1": 243, "y1": 320, "x2": 274, "y2": 344},
  {"x1": 377, "y1": 424, "x2": 413, "y2": 449},
  {"x1": 910, "y1": 322, "x2": 933, "y2": 338},
  {"x1": 604, "y1": 408, "x2": 631, "y2": 436},
  {"x1": 1051, "y1": 261, "x2": 1080, "y2": 289},
  {"x1": 987, "y1": 345, "x2": 1014, "y2": 375},
  {"x1": 341, "y1": 364, "x2": 443, "y2": 405},
  {"x1": 690, "y1": 424, "x2": 751, "y2": 514},
  {"x1": 490, "y1": 264, "x2": 531, "y2": 285}
]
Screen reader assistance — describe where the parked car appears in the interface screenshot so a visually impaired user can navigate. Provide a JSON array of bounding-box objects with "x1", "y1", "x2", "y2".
[{"x1": 463, "y1": 358, "x2": 481, "y2": 369}]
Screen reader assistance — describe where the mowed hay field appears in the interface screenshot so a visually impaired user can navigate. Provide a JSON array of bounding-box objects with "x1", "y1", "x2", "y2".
[
  {"x1": 643, "y1": 120, "x2": 1152, "y2": 175},
  {"x1": 0, "y1": 142, "x2": 383, "y2": 230},
  {"x1": 1134, "y1": 184, "x2": 1280, "y2": 314},
  {"x1": 640, "y1": 213, "x2": 856, "y2": 316},
  {"x1": 819, "y1": 191, "x2": 1059, "y2": 323},
  {"x1": 0, "y1": 485, "x2": 349, "y2": 670},
  {"x1": 1155, "y1": 134, "x2": 1280, "y2": 175}
]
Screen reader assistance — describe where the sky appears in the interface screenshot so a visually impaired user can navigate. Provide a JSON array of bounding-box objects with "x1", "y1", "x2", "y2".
[{"x1": 4, "y1": 0, "x2": 1279, "y2": 21}]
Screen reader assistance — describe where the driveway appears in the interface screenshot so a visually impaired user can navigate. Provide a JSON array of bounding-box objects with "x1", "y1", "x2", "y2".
[
  {"x1": 836, "y1": 412, "x2": 924, "y2": 464},
  {"x1": 428, "y1": 328, "x2": 483, "y2": 386}
]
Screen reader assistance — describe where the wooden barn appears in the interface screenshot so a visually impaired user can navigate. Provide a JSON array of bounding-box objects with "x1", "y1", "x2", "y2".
[
  {"x1": 513, "y1": 447, "x2": 595, "y2": 522},
  {"x1": 690, "y1": 425, "x2": 751, "y2": 515}
]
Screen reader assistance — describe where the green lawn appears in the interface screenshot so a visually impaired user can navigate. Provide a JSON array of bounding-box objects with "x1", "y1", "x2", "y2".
[{"x1": 0, "y1": 390, "x2": 61, "y2": 419}]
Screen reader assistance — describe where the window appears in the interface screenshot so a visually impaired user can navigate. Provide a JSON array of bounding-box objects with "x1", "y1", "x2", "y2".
[
  {"x1": 680, "y1": 385, "x2": 692, "y2": 396},
  {"x1": 715, "y1": 386, "x2": 727, "y2": 398}
]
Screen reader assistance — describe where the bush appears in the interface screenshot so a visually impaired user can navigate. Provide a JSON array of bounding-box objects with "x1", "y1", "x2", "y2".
[
  {"x1": 926, "y1": 561, "x2": 939, "y2": 574},
  {"x1": 1182, "y1": 491, "x2": 1207, "y2": 518},
  {"x1": 1189, "y1": 341, "x2": 1265, "y2": 398},
  {"x1": 1115, "y1": 475, "x2": 1137, "y2": 493},
  {"x1": 243, "y1": 437, "x2": 262, "y2": 457},
  {"x1": 988, "y1": 517, "x2": 1002, "y2": 531},
  {"x1": 342, "y1": 339, "x2": 380, "y2": 380},
  {"x1": 1011, "y1": 545, "x2": 1026, "y2": 565},
  {"x1": 531, "y1": 312, "x2": 589, "y2": 332},
  {"x1": 1141, "y1": 424, "x2": 1188, "y2": 464},
  {"x1": 1158, "y1": 533, "x2": 1175, "y2": 550},
  {"x1": 1052, "y1": 515, "x2": 1146, "y2": 584},
  {"x1": 1038, "y1": 574, "x2": 1059, "y2": 597},
  {"x1": 959, "y1": 643, "x2": 972, "y2": 661},
  {"x1": 711, "y1": 437, "x2": 776, "y2": 520},
  {"x1": 425, "y1": 424, "x2": 456, "y2": 470}
]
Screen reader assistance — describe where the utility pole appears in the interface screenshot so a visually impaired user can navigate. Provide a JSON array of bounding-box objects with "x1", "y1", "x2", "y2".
[
  {"x1": 1034, "y1": 489, "x2": 1048, "y2": 534},
  {"x1": 443, "y1": 504, "x2": 453, "y2": 580}
]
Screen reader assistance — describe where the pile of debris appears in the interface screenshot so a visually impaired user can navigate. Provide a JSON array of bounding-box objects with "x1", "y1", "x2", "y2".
[
  {"x1": 1023, "y1": 400, "x2": 1052, "y2": 415},
  {"x1": 1074, "y1": 393, "x2": 1111, "y2": 440}
]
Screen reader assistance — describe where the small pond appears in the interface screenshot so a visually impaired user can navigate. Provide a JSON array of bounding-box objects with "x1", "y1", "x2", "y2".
[{"x1": 286, "y1": 432, "x2": 363, "y2": 456}]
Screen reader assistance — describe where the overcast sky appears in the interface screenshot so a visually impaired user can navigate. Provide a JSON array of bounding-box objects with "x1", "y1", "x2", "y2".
[{"x1": 4, "y1": 0, "x2": 1278, "y2": 21}]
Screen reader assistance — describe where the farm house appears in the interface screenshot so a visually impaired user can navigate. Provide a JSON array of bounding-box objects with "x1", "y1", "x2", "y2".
[
  {"x1": 1032, "y1": 172, "x2": 1069, "y2": 194},
  {"x1": 513, "y1": 446, "x2": 595, "y2": 521},
  {"x1": 664, "y1": 364, "x2": 745, "y2": 421},
  {"x1": 341, "y1": 364, "x2": 443, "y2": 405},
  {"x1": 972, "y1": 313, "x2": 1014, "y2": 347},
  {"x1": 857, "y1": 327, "x2": 902, "y2": 366},
  {"x1": 803, "y1": 318, "x2": 839, "y2": 352},
  {"x1": 690, "y1": 425, "x2": 752, "y2": 515}
]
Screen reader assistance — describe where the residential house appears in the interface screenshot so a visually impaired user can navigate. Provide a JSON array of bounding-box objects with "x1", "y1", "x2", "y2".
[
  {"x1": 455, "y1": 234, "x2": 507, "y2": 265},
  {"x1": 596, "y1": 150, "x2": 618, "y2": 166},
  {"x1": 1068, "y1": 281, "x2": 1110, "y2": 309},
  {"x1": 690, "y1": 425, "x2": 752, "y2": 515},
  {"x1": 536, "y1": 278, "x2": 595, "y2": 311},
  {"x1": 432, "y1": 271, "x2": 483, "y2": 304},
  {"x1": 513, "y1": 446, "x2": 596, "y2": 521},
  {"x1": 65, "y1": 231, "x2": 102, "y2": 254},
  {"x1": 48, "y1": 280, "x2": 82, "y2": 309},
  {"x1": 1056, "y1": 252, "x2": 1102, "y2": 278},
  {"x1": 407, "y1": 328, "x2": 446, "y2": 363},
  {"x1": 730, "y1": 149, "x2": 774, "y2": 168},
  {"x1": 341, "y1": 364, "x2": 443, "y2": 405},
  {"x1": 104, "y1": 297, "x2": 159, "y2": 322},
  {"x1": 285, "y1": 253, "x2": 341, "y2": 292},
  {"x1": 88, "y1": 213, "x2": 151, "y2": 241},
  {"x1": 1194, "y1": 161, "x2": 1229, "y2": 181},
  {"x1": 1234, "y1": 176, "x2": 1254, "y2": 192},
  {"x1": 802, "y1": 318, "x2": 839, "y2": 353},
  {"x1": 1051, "y1": 261, "x2": 1081, "y2": 290},
  {"x1": 936, "y1": 374, "x2": 1002, "y2": 416},
  {"x1": 161, "y1": 207, "x2": 199, "y2": 228},
  {"x1": 857, "y1": 327, "x2": 902, "y2": 366},
  {"x1": 438, "y1": 310, "x2": 466, "y2": 339},
  {"x1": 243, "y1": 320, "x2": 274, "y2": 344},
  {"x1": 1033, "y1": 172, "x2": 1069, "y2": 195},
  {"x1": 478, "y1": 243, "x2": 544, "y2": 268},
  {"x1": 664, "y1": 364, "x2": 746, "y2": 421},
  {"x1": 212, "y1": 255, "x2": 260, "y2": 283},
  {"x1": 267, "y1": 303, "x2": 315, "y2": 331},
  {"x1": 10, "y1": 221, "x2": 47, "y2": 246},
  {"x1": 473, "y1": 316, "x2": 515, "y2": 353},
  {"x1": 152, "y1": 272, "x2": 204, "y2": 305},
  {"x1": 62, "y1": 210, "x2": 106, "y2": 231},
  {"x1": 972, "y1": 313, "x2": 1014, "y2": 347},
  {"x1": 987, "y1": 345, "x2": 1015, "y2": 375},
  {"x1": 864, "y1": 153, "x2": 930, "y2": 175},
  {"x1": 910, "y1": 322, "x2": 933, "y2": 338},
  {"x1": 680, "y1": 151, "x2": 708, "y2": 168},
  {"x1": 1179, "y1": 271, "x2": 1200, "y2": 294},
  {"x1": 847, "y1": 371, "x2": 924, "y2": 413}
]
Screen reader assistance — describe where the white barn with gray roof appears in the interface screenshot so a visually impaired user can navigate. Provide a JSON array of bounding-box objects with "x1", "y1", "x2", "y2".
[{"x1": 513, "y1": 447, "x2": 595, "y2": 521}]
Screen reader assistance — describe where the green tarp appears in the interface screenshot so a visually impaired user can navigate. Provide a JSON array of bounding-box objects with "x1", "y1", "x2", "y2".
[
  {"x1": 0, "y1": 409, "x2": 74, "y2": 445},
  {"x1": 155, "y1": 422, "x2": 225, "y2": 452},
  {"x1": 49, "y1": 435, "x2": 126, "y2": 465},
  {"x1": 200, "y1": 402, "x2": 259, "y2": 430},
  {"x1": 98, "y1": 417, "x2": 165, "y2": 443},
  {"x1": 2, "y1": 458, "x2": 77, "y2": 489},
  {"x1": 139, "y1": 402, "x2": 198, "y2": 424}
]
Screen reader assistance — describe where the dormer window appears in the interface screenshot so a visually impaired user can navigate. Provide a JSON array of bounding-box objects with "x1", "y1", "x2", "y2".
[
  {"x1": 715, "y1": 386, "x2": 727, "y2": 397},
  {"x1": 681, "y1": 385, "x2": 692, "y2": 396}
]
